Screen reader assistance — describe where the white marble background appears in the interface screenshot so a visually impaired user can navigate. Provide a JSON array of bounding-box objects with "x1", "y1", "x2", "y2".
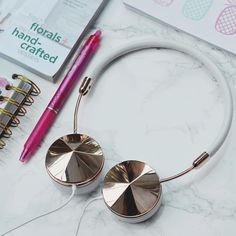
[{"x1": 0, "y1": 1, "x2": 236, "y2": 236}]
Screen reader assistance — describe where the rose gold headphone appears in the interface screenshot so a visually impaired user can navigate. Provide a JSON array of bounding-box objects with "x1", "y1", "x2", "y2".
[{"x1": 45, "y1": 40, "x2": 233, "y2": 223}]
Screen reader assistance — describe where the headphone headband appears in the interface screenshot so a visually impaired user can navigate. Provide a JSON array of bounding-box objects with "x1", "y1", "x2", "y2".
[{"x1": 81, "y1": 40, "x2": 233, "y2": 158}]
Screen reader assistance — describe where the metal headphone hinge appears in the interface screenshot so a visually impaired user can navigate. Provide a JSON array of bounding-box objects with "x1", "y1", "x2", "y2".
[
  {"x1": 193, "y1": 152, "x2": 210, "y2": 169},
  {"x1": 160, "y1": 152, "x2": 210, "y2": 184},
  {"x1": 79, "y1": 77, "x2": 92, "y2": 95}
]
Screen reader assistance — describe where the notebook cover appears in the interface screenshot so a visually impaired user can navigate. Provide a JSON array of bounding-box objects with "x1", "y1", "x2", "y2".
[{"x1": 0, "y1": 0, "x2": 108, "y2": 82}]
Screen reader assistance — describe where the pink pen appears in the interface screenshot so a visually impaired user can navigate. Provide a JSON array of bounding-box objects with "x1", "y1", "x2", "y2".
[{"x1": 20, "y1": 30, "x2": 102, "y2": 163}]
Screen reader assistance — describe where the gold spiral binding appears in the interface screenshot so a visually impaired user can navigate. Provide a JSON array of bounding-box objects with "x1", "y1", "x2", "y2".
[
  {"x1": 0, "y1": 96, "x2": 27, "y2": 116},
  {"x1": 5, "y1": 84, "x2": 27, "y2": 95},
  {"x1": 0, "y1": 108, "x2": 20, "y2": 127},
  {"x1": 12, "y1": 74, "x2": 41, "y2": 96},
  {"x1": 0, "y1": 139, "x2": 5, "y2": 149},
  {"x1": 5, "y1": 84, "x2": 34, "y2": 106},
  {"x1": 0, "y1": 122, "x2": 12, "y2": 138}
]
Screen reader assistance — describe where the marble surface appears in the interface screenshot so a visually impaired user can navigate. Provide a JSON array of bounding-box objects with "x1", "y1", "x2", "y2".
[{"x1": 0, "y1": 1, "x2": 236, "y2": 236}]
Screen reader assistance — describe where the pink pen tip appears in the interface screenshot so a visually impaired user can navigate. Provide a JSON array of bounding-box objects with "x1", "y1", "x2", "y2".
[
  {"x1": 95, "y1": 30, "x2": 102, "y2": 37},
  {"x1": 19, "y1": 149, "x2": 30, "y2": 163}
]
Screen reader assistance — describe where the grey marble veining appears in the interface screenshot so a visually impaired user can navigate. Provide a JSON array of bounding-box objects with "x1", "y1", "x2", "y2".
[{"x1": 0, "y1": 1, "x2": 236, "y2": 236}]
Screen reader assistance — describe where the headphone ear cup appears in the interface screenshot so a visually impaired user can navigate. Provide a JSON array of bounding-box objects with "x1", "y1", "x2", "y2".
[
  {"x1": 45, "y1": 133, "x2": 105, "y2": 194},
  {"x1": 102, "y1": 160, "x2": 162, "y2": 223}
]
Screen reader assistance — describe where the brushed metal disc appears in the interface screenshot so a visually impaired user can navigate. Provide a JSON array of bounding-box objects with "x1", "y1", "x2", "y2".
[
  {"x1": 45, "y1": 133, "x2": 104, "y2": 187},
  {"x1": 102, "y1": 160, "x2": 162, "y2": 221}
]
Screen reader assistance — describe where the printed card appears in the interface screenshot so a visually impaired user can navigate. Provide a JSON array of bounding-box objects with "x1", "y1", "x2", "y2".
[{"x1": 124, "y1": 0, "x2": 236, "y2": 55}]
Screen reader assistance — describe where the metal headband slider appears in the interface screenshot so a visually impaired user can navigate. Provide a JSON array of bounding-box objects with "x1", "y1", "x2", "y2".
[
  {"x1": 79, "y1": 77, "x2": 92, "y2": 95},
  {"x1": 193, "y1": 152, "x2": 210, "y2": 169}
]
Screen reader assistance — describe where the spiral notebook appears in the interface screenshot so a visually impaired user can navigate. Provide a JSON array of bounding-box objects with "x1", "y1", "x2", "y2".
[{"x1": 0, "y1": 75, "x2": 40, "y2": 149}]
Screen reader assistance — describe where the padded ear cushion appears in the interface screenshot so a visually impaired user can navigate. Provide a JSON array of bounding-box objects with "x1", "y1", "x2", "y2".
[{"x1": 102, "y1": 160, "x2": 162, "y2": 223}]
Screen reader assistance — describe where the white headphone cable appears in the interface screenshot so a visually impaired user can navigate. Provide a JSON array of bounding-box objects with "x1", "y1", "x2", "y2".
[
  {"x1": 1, "y1": 185, "x2": 77, "y2": 236},
  {"x1": 75, "y1": 195, "x2": 103, "y2": 236}
]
